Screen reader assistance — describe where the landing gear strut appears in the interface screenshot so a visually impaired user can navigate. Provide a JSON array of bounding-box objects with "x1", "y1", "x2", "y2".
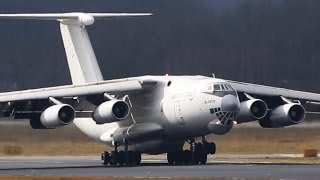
[
  {"x1": 167, "y1": 137, "x2": 216, "y2": 165},
  {"x1": 101, "y1": 140, "x2": 142, "y2": 166}
]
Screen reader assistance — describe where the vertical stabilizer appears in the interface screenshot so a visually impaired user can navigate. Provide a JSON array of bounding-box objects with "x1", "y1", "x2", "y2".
[
  {"x1": 60, "y1": 22, "x2": 103, "y2": 84},
  {"x1": 0, "y1": 12, "x2": 152, "y2": 85}
]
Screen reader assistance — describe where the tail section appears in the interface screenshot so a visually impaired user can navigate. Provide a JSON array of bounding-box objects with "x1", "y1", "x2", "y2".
[
  {"x1": 59, "y1": 21, "x2": 102, "y2": 84},
  {"x1": 0, "y1": 12, "x2": 152, "y2": 84}
]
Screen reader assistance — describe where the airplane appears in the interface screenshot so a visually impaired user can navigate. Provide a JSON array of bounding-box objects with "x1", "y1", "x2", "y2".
[{"x1": 0, "y1": 12, "x2": 319, "y2": 166}]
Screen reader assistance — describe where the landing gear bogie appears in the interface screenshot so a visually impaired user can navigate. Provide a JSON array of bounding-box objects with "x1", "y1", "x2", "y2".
[
  {"x1": 101, "y1": 150, "x2": 142, "y2": 166},
  {"x1": 167, "y1": 140, "x2": 216, "y2": 165}
]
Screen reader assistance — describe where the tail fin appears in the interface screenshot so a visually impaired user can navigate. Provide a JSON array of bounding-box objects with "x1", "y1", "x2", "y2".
[{"x1": 0, "y1": 12, "x2": 152, "y2": 84}]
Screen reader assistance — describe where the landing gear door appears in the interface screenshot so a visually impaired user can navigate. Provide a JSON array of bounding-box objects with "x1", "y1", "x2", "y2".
[{"x1": 174, "y1": 101, "x2": 185, "y2": 125}]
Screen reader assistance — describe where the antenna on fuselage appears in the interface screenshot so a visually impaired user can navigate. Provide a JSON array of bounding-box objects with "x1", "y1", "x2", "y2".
[{"x1": 212, "y1": 73, "x2": 216, "y2": 78}]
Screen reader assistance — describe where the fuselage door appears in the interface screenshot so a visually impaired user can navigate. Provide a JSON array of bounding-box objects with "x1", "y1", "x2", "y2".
[{"x1": 174, "y1": 101, "x2": 185, "y2": 125}]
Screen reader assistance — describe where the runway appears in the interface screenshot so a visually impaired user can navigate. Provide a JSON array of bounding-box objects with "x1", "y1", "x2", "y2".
[{"x1": 0, "y1": 156, "x2": 319, "y2": 180}]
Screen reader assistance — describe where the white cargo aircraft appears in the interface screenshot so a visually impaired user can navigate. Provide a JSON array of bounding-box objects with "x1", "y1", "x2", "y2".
[{"x1": 0, "y1": 12, "x2": 319, "y2": 166}]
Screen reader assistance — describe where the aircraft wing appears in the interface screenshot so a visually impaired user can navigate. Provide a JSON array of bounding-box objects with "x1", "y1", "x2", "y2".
[
  {"x1": 0, "y1": 78, "x2": 157, "y2": 119},
  {"x1": 0, "y1": 13, "x2": 152, "y2": 20},
  {"x1": 227, "y1": 80, "x2": 320, "y2": 112}
]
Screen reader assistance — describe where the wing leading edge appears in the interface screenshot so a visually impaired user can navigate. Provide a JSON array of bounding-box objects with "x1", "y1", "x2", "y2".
[
  {"x1": 228, "y1": 80, "x2": 320, "y2": 103},
  {"x1": 0, "y1": 80, "x2": 142, "y2": 103},
  {"x1": 0, "y1": 78, "x2": 157, "y2": 119}
]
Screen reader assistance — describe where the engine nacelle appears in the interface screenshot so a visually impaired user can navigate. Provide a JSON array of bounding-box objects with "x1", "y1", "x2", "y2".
[
  {"x1": 39, "y1": 104, "x2": 75, "y2": 128},
  {"x1": 92, "y1": 100, "x2": 130, "y2": 124},
  {"x1": 236, "y1": 99, "x2": 268, "y2": 123},
  {"x1": 259, "y1": 103, "x2": 305, "y2": 128}
]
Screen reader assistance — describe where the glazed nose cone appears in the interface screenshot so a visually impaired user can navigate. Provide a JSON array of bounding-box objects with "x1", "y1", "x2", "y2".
[{"x1": 221, "y1": 94, "x2": 240, "y2": 112}]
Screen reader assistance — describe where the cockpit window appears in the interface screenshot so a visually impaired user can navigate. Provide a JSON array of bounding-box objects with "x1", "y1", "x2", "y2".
[
  {"x1": 224, "y1": 84, "x2": 230, "y2": 91},
  {"x1": 213, "y1": 84, "x2": 221, "y2": 91},
  {"x1": 213, "y1": 83, "x2": 235, "y2": 92},
  {"x1": 226, "y1": 84, "x2": 235, "y2": 91},
  {"x1": 222, "y1": 84, "x2": 228, "y2": 91}
]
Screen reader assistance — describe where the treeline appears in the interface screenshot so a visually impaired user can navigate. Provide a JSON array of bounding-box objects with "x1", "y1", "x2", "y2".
[{"x1": 0, "y1": 0, "x2": 320, "y2": 93}]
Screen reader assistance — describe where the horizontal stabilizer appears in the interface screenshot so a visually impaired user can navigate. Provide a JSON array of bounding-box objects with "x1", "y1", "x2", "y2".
[{"x1": 0, "y1": 13, "x2": 152, "y2": 20}]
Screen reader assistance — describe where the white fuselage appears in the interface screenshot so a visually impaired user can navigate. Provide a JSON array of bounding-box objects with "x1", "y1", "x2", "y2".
[{"x1": 73, "y1": 75, "x2": 238, "y2": 153}]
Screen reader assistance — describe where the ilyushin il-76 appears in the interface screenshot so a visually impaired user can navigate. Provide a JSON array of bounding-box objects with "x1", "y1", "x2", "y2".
[{"x1": 0, "y1": 12, "x2": 319, "y2": 166}]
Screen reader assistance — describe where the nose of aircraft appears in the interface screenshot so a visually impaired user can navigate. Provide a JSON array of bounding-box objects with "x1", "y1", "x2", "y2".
[{"x1": 221, "y1": 94, "x2": 240, "y2": 112}]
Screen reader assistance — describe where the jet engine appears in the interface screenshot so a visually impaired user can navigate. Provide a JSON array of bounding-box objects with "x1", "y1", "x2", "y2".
[
  {"x1": 92, "y1": 100, "x2": 130, "y2": 124},
  {"x1": 259, "y1": 103, "x2": 305, "y2": 128},
  {"x1": 236, "y1": 99, "x2": 268, "y2": 123},
  {"x1": 30, "y1": 104, "x2": 75, "y2": 129}
]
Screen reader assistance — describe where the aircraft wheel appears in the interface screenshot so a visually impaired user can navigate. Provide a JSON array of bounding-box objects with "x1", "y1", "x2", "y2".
[
  {"x1": 133, "y1": 151, "x2": 142, "y2": 165},
  {"x1": 174, "y1": 151, "x2": 183, "y2": 165},
  {"x1": 203, "y1": 142, "x2": 209, "y2": 154},
  {"x1": 167, "y1": 152, "x2": 175, "y2": 165},
  {"x1": 101, "y1": 151, "x2": 110, "y2": 165},
  {"x1": 200, "y1": 151, "x2": 207, "y2": 164},
  {"x1": 191, "y1": 148, "x2": 198, "y2": 164},
  {"x1": 209, "y1": 142, "x2": 216, "y2": 154},
  {"x1": 203, "y1": 141, "x2": 216, "y2": 155},
  {"x1": 118, "y1": 151, "x2": 125, "y2": 165},
  {"x1": 110, "y1": 151, "x2": 118, "y2": 166},
  {"x1": 183, "y1": 150, "x2": 192, "y2": 164},
  {"x1": 195, "y1": 143, "x2": 203, "y2": 164},
  {"x1": 127, "y1": 151, "x2": 134, "y2": 165}
]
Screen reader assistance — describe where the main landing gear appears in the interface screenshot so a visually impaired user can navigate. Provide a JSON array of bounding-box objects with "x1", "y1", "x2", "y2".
[
  {"x1": 101, "y1": 150, "x2": 141, "y2": 166},
  {"x1": 167, "y1": 138, "x2": 216, "y2": 165},
  {"x1": 101, "y1": 141, "x2": 142, "y2": 166}
]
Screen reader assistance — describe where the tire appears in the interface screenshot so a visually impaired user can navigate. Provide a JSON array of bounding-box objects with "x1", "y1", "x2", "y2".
[
  {"x1": 195, "y1": 143, "x2": 203, "y2": 154},
  {"x1": 191, "y1": 145, "x2": 199, "y2": 164},
  {"x1": 183, "y1": 150, "x2": 192, "y2": 164},
  {"x1": 174, "y1": 151, "x2": 182, "y2": 165},
  {"x1": 209, "y1": 142, "x2": 216, "y2": 154},
  {"x1": 167, "y1": 152, "x2": 175, "y2": 165},
  {"x1": 127, "y1": 151, "x2": 134, "y2": 165},
  {"x1": 195, "y1": 143, "x2": 203, "y2": 164},
  {"x1": 101, "y1": 151, "x2": 110, "y2": 165},
  {"x1": 200, "y1": 151, "x2": 207, "y2": 164},
  {"x1": 118, "y1": 151, "x2": 125, "y2": 165},
  {"x1": 203, "y1": 142, "x2": 209, "y2": 154},
  {"x1": 133, "y1": 151, "x2": 142, "y2": 165},
  {"x1": 110, "y1": 151, "x2": 118, "y2": 166}
]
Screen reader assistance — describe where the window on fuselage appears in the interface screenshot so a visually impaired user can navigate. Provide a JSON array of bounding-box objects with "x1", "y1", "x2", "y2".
[
  {"x1": 226, "y1": 84, "x2": 235, "y2": 91},
  {"x1": 213, "y1": 84, "x2": 221, "y2": 91},
  {"x1": 213, "y1": 83, "x2": 235, "y2": 92}
]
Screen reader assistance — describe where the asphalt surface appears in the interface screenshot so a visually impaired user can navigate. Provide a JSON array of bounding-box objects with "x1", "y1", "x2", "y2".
[{"x1": 0, "y1": 156, "x2": 319, "y2": 180}]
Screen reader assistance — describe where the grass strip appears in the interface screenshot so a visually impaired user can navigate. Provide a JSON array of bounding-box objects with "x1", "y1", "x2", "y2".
[{"x1": 0, "y1": 124, "x2": 319, "y2": 155}]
